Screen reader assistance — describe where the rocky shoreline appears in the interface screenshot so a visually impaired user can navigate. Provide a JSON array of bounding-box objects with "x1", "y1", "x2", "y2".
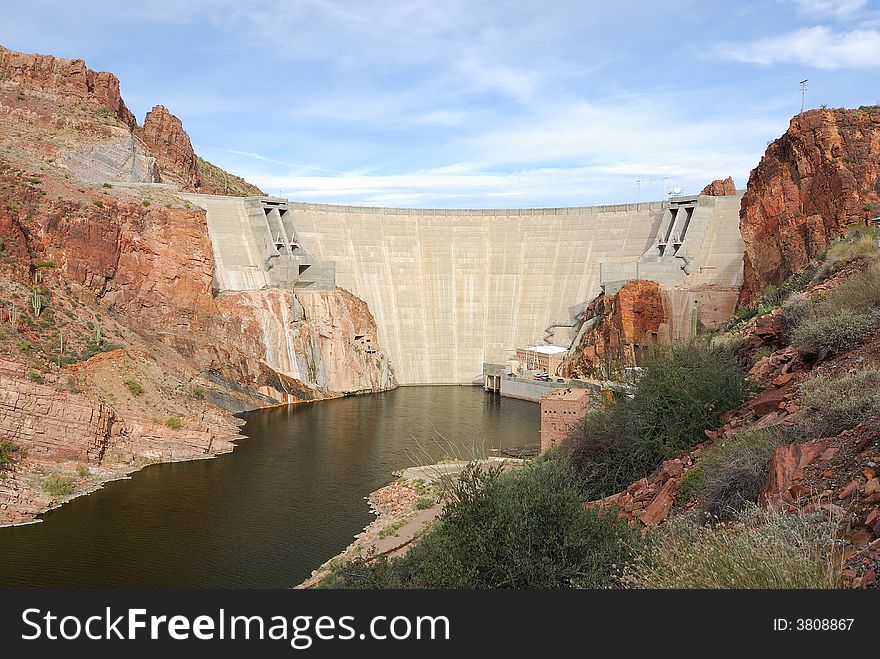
[{"x1": 297, "y1": 458, "x2": 521, "y2": 588}]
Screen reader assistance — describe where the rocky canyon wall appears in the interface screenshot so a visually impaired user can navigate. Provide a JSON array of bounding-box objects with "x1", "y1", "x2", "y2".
[
  {"x1": 739, "y1": 108, "x2": 880, "y2": 302},
  {"x1": 0, "y1": 45, "x2": 136, "y2": 128},
  {"x1": 0, "y1": 44, "x2": 394, "y2": 525}
]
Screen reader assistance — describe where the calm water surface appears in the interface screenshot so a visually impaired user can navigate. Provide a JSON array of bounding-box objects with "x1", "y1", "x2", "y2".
[{"x1": 0, "y1": 387, "x2": 538, "y2": 588}]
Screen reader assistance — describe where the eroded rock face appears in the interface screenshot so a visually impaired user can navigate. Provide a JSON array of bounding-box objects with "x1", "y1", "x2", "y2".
[
  {"x1": 0, "y1": 45, "x2": 136, "y2": 128},
  {"x1": 563, "y1": 280, "x2": 667, "y2": 379},
  {"x1": 141, "y1": 105, "x2": 201, "y2": 190},
  {"x1": 700, "y1": 176, "x2": 736, "y2": 196},
  {"x1": 739, "y1": 108, "x2": 880, "y2": 302},
  {"x1": 0, "y1": 358, "x2": 120, "y2": 464},
  {"x1": 64, "y1": 128, "x2": 162, "y2": 184}
]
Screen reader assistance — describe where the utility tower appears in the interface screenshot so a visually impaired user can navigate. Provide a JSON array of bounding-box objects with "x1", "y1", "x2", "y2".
[{"x1": 800, "y1": 79, "x2": 808, "y2": 114}]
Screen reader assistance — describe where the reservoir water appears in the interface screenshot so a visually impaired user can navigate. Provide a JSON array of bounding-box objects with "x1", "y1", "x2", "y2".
[{"x1": 0, "y1": 386, "x2": 539, "y2": 588}]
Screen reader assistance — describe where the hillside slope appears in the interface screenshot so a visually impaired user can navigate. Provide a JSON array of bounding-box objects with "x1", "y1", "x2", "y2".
[{"x1": 0, "y1": 45, "x2": 393, "y2": 525}]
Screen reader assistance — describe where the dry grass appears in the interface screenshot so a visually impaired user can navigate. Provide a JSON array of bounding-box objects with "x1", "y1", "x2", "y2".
[
  {"x1": 622, "y1": 506, "x2": 843, "y2": 589},
  {"x1": 698, "y1": 429, "x2": 783, "y2": 520},
  {"x1": 818, "y1": 261, "x2": 880, "y2": 315},
  {"x1": 823, "y1": 225, "x2": 878, "y2": 268},
  {"x1": 798, "y1": 369, "x2": 880, "y2": 440}
]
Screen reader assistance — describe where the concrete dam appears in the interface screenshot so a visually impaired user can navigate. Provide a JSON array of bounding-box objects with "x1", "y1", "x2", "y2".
[{"x1": 184, "y1": 193, "x2": 745, "y2": 385}]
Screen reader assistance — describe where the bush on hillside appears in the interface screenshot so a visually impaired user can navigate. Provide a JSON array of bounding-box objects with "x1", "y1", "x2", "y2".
[
  {"x1": 697, "y1": 429, "x2": 782, "y2": 521},
  {"x1": 780, "y1": 292, "x2": 812, "y2": 333},
  {"x1": 798, "y1": 370, "x2": 880, "y2": 440},
  {"x1": 761, "y1": 267, "x2": 817, "y2": 309},
  {"x1": 0, "y1": 440, "x2": 21, "y2": 470},
  {"x1": 791, "y1": 308, "x2": 875, "y2": 354},
  {"x1": 622, "y1": 505, "x2": 842, "y2": 589},
  {"x1": 732, "y1": 267, "x2": 818, "y2": 327},
  {"x1": 561, "y1": 341, "x2": 749, "y2": 500},
  {"x1": 124, "y1": 378, "x2": 144, "y2": 396},
  {"x1": 324, "y1": 458, "x2": 639, "y2": 589}
]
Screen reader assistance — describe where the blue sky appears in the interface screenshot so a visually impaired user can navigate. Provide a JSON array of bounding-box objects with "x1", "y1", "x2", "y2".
[{"x1": 3, "y1": 0, "x2": 880, "y2": 207}]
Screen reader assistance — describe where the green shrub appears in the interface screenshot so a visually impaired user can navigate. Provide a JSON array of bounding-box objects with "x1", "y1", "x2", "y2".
[
  {"x1": 798, "y1": 370, "x2": 880, "y2": 440},
  {"x1": 736, "y1": 267, "x2": 818, "y2": 324},
  {"x1": 17, "y1": 340, "x2": 35, "y2": 352},
  {"x1": 791, "y1": 308, "x2": 875, "y2": 354},
  {"x1": 676, "y1": 465, "x2": 706, "y2": 505},
  {"x1": 414, "y1": 497, "x2": 435, "y2": 510},
  {"x1": 41, "y1": 472, "x2": 77, "y2": 497},
  {"x1": 76, "y1": 464, "x2": 90, "y2": 478},
  {"x1": 698, "y1": 429, "x2": 782, "y2": 520},
  {"x1": 165, "y1": 416, "x2": 182, "y2": 430},
  {"x1": 189, "y1": 384, "x2": 206, "y2": 399},
  {"x1": 326, "y1": 459, "x2": 639, "y2": 589},
  {"x1": 762, "y1": 277, "x2": 804, "y2": 309},
  {"x1": 0, "y1": 440, "x2": 21, "y2": 469},
  {"x1": 633, "y1": 342, "x2": 749, "y2": 451},
  {"x1": 623, "y1": 506, "x2": 842, "y2": 589},
  {"x1": 142, "y1": 200, "x2": 151, "y2": 207},
  {"x1": 562, "y1": 341, "x2": 749, "y2": 499},
  {"x1": 780, "y1": 292, "x2": 812, "y2": 333},
  {"x1": 124, "y1": 378, "x2": 144, "y2": 396},
  {"x1": 102, "y1": 183, "x2": 112, "y2": 189},
  {"x1": 27, "y1": 370, "x2": 44, "y2": 384}
]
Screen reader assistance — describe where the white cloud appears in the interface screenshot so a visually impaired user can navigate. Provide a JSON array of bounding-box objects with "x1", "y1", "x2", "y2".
[
  {"x1": 721, "y1": 26, "x2": 880, "y2": 69},
  {"x1": 793, "y1": 0, "x2": 867, "y2": 18},
  {"x1": 248, "y1": 154, "x2": 760, "y2": 208},
  {"x1": 224, "y1": 86, "x2": 781, "y2": 207}
]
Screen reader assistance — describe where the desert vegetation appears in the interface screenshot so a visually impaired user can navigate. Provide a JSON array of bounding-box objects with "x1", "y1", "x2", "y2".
[
  {"x1": 622, "y1": 506, "x2": 842, "y2": 589},
  {"x1": 324, "y1": 458, "x2": 639, "y2": 589},
  {"x1": 560, "y1": 340, "x2": 749, "y2": 500}
]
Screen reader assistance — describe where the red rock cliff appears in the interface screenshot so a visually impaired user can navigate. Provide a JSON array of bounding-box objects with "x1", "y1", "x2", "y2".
[
  {"x1": 563, "y1": 280, "x2": 668, "y2": 380},
  {"x1": 141, "y1": 105, "x2": 201, "y2": 190},
  {"x1": 739, "y1": 108, "x2": 880, "y2": 302},
  {"x1": 0, "y1": 45, "x2": 136, "y2": 128},
  {"x1": 701, "y1": 176, "x2": 736, "y2": 196}
]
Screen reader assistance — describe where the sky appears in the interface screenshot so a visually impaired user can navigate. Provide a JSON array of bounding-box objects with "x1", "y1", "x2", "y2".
[{"x1": 3, "y1": 0, "x2": 880, "y2": 207}]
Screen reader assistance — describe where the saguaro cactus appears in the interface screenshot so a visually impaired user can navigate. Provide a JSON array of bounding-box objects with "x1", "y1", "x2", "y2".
[{"x1": 31, "y1": 271, "x2": 42, "y2": 318}]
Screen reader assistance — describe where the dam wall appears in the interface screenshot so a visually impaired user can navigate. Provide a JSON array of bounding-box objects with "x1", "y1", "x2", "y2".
[{"x1": 191, "y1": 194, "x2": 744, "y2": 385}]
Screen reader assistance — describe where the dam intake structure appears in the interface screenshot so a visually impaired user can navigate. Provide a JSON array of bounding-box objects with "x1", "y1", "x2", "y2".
[{"x1": 187, "y1": 193, "x2": 745, "y2": 385}]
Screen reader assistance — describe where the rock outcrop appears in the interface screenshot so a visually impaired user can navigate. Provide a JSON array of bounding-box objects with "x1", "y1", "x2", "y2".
[
  {"x1": 700, "y1": 176, "x2": 736, "y2": 196},
  {"x1": 64, "y1": 128, "x2": 162, "y2": 184},
  {"x1": 0, "y1": 358, "x2": 121, "y2": 464},
  {"x1": 739, "y1": 108, "x2": 880, "y2": 302},
  {"x1": 141, "y1": 105, "x2": 201, "y2": 190},
  {"x1": 563, "y1": 280, "x2": 668, "y2": 379},
  {"x1": 0, "y1": 45, "x2": 135, "y2": 128},
  {"x1": 588, "y1": 454, "x2": 695, "y2": 527},
  {"x1": 226, "y1": 289, "x2": 395, "y2": 398}
]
